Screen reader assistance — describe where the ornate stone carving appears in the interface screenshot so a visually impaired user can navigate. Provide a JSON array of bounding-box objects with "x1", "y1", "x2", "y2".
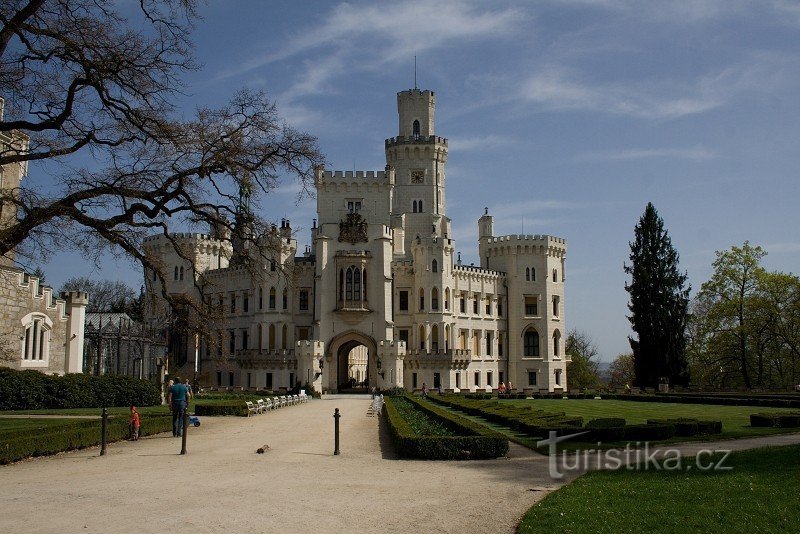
[{"x1": 338, "y1": 212, "x2": 368, "y2": 244}]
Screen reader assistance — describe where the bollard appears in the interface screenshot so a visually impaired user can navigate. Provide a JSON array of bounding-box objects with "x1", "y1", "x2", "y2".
[
  {"x1": 180, "y1": 410, "x2": 188, "y2": 455},
  {"x1": 100, "y1": 407, "x2": 108, "y2": 456},
  {"x1": 333, "y1": 408, "x2": 341, "y2": 455}
]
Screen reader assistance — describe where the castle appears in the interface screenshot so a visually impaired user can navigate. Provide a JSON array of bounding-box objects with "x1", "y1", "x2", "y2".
[{"x1": 144, "y1": 88, "x2": 569, "y2": 393}]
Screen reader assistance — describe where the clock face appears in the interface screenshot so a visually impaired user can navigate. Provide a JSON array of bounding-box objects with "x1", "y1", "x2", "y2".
[{"x1": 411, "y1": 170, "x2": 424, "y2": 184}]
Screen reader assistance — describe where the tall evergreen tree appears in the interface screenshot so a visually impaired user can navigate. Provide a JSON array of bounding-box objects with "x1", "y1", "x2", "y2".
[{"x1": 624, "y1": 203, "x2": 691, "y2": 388}]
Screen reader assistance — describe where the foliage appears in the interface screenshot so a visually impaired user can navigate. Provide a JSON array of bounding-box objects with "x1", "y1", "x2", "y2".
[
  {"x1": 519, "y1": 445, "x2": 800, "y2": 533},
  {"x1": 690, "y1": 242, "x2": 800, "y2": 389},
  {"x1": 0, "y1": 413, "x2": 172, "y2": 464},
  {"x1": 565, "y1": 329, "x2": 600, "y2": 389},
  {"x1": 59, "y1": 277, "x2": 143, "y2": 319},
  {"x1": 0, "y1": 0, "x2": 323, "y2": 329},
  {"x1": 749, "y1": 412, "x2": 800, "y2": 428},
  {"x1": 387, "y1": 397, "x2": 456, "y2": 436},
  {"x1": 607, "y1": 353, "x2": 636, "y2": 389},
  {"x1": 0, "y1": 367, "x2": 160, "y2": 410},
  {"x1": 625, "y1": 203, "x2": 691, "y2": 388},
  {"x1": 383, "y1": 396, "x2": 508, "y2": 460},
  {"x1": 194, "y1": 401, "x2": 248, "y2": 417}
]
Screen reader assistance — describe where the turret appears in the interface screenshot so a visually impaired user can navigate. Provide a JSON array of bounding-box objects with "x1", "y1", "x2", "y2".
[
  {"x1": 397, "y1": 89, "x2": 435, "y2": 138},
  {"x1": 62, "y1": 291, "x2": 88, "y2": 373}
]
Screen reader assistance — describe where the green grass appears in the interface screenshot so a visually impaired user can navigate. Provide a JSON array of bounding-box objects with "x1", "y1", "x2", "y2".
[
  {"x1": 518, "y1": 444, "x2": 800, "y2": 533},
  {"x1": 390, "y1": 397, "x2": 456, "y2": 436},
  {"x1": 0, "y1": 418, "x2": 83, "y2": 433},
  {"x1": 502, "y1": 399, "x2": 798, "y2": 440}
]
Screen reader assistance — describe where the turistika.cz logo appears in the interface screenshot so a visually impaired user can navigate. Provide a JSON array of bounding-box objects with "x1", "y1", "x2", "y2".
[{"x1": 536, "y1": 431, "x2": 733, "y2": 480}]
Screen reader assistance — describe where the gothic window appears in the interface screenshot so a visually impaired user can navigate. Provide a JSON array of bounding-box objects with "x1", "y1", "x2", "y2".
[
  {"x1": 525, "y1": 296, "x2": 538, "y2": 316},
  {"x1": 413, "y1": 119, "x2": 420, "y2": 139},
  {"x1": 258, "y1": 287, "x2": 263, "y2": 310},
  {"x1": 299, "y1": 290, "x2": 309, "y2": 311},
  {"x1": 270, "y1": 260, "x2": 276, "y2": 272},
  {"x1": 347, "y1": 200, "x2": 362, "y2": 213},
  {"x1": 229, "y1": 330, "x2": 235, "y2": 353},
  {"x1": 552, "y1": 268, "x2": 557, "y2": 282},
  {"x1": 174, "y1": 266, "x2": 179, "y2": 280},
  {"x1": 363, "y1": 268, "x2": 368, "y2": 300},
  {"x1": 179, "y1": 266, "x2": 184, "y2": 281},
  {"x1": 339, "y1": 269, "x2": 344, "y2": 301},
  {"x1": 399, "y1": 290, "x2": 409, "y2": 311},
  {"x1": 282, "y1": 324, "x2": 288, "y2": 350},
  {"x1": 419, "y1": 200, "x2": 423, "y2": 212},
  {"x1": 485, "y1": 297, "x2": 491, "y2": 315},
  {"x1": 353, "y1": 266, "x2": 361, "y2": 301},
  {"x1": 473, "y1": 296, "x2": 478, "y2": 315},
  {"x1": 431, "y1": 287, "x2": 439, "y2": 311},
  {"x1": 555, "y1": 369, "x2": 562, "y2": 386},
  {"x1": 554, "y1": 330, "x2": 561, "y2": 357},
  {"x1": 258, "y1": 324, "x2": 263, "y2": 351},
  {"x1": 268, "y1": 324, "x2": 275, "y2": 351},
  {"x1": 282, "y1": 289, "x2": 288, "y2": 310},
  {"x1": 419, "y1": 288, "x2": 425, "y2": 311},
  {"x1": 230, "y1": 294, "x2": 236, "y2": 313},
  {"x1": 531, "y1": 267, "x2": 536, "y2": 281},
  {"x1": 20, "y1": 314, "x2": 51, "y2": 362},
  {"x1": 432, "y1": 259, "x2": 438, "y2": 272},
  {"x1": 552, "y1": 295, "x2": 560, "y2": 317},
  {"x1": 412, "y1": 200, "x2": 418, "y2": 213},
  {"x1": 243, "y1": 294, "x2": 249, "y2": 313},
  {"x1": 242, "y1": 329, "x2": 249, "y2": 350},
  {"x1": 431, "y1": 324, "x2": 439, "y2": 352},
  {"x1": 525, "y1": 267, "x2": 530, "y2": 281},
  {"x1": 269, "y1": 287, "x2": 276, "y2": 309},
  {"x1": 419, "y1": 324, "x2": 425, "y2": 350},
  {"x1": 444, "y1": 288, "x2": 450, "y2": 310},
  {"x1": 524, "y1": 329, "x2": 540, "y2": 357}
]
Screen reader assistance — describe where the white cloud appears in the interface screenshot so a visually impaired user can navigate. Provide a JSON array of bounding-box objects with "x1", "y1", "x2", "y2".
[
  {"x1": 448, "y1": 134, "x2": 517, "y2": 151},
  {"x1": 578, "y1": 145, "x2": 717, "y2": 161}
]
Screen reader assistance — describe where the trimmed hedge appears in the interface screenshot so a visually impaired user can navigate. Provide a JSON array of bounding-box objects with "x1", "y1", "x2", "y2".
[
  {"x1": 584, "y1": 418, "x2": 627, "y2": 441},
  {"x1": 384, "y1": 396, "x2": 508, "y2": 460},
  {"x1": 0, "y1": 367, "x2": 161, "y2": 410},
  {"x1": 623, "y1": 423, "x2": 676, "y2": 441},
  {"x1": 194, "y1": 401, "x2": 248, "y2": 417},
  {"x1": 750, "y1": 412, "x2": 800, "y2": 428},
  {"x1": 1, "y1": 414, "x2": 172, "y2": 464}
]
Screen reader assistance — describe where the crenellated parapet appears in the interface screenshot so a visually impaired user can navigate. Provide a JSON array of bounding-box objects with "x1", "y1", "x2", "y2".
[
  {"x1": 453, "y1": 264, "x2": 505, "y2": 280},
  {"x1": 483, "y1": 234, "x2": 567, "y2": 259},
  {"x1": 314, "y1": 167, "x2": 396, "y2": 189}
]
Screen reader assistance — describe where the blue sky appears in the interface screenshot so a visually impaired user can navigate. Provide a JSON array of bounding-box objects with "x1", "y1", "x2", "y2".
[{"x1": 36, "y1": 0, "x2": 800, "y2": 361}]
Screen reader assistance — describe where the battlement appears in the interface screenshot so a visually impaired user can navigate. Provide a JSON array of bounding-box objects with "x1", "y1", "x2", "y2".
[
  {"x1": 453, "y1": 264, "x2": 505, "y2": 277},
  {"x1": 323, "y1": 170, "x2": 389, "y2": 181},
  {"x1": 384, "y1": 135, "x2": 448, "y2": 148},
  {"x1": 143, "y1": 232, "x2": 221, "y2": 243},
  {"x1": 487, "y1": 234, "x2": 566, "y2": 245}
]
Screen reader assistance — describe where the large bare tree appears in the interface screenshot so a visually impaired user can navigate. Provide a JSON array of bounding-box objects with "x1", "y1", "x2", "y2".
[{"x1": 0, "y1": 1, "x2": 323, "y2": 318}]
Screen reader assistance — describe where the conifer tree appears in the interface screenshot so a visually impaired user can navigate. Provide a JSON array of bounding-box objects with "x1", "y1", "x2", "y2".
[{"x1": 624, "y1": 203, "x2": 691, "y2": 388}]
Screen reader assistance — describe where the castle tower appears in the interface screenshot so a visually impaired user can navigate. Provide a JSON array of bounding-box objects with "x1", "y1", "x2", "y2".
[
  {"x1": 0, "y1": 98, "x2": 30, "y2": 268},
  {"x1": 385, "y1": 89, "x2": 449, "y2": 255}
]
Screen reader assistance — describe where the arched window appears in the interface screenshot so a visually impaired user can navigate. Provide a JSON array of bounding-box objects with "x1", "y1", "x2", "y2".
[
  {"x1": 444, "y1": 288, "x2": 450, "y2": 310},
  {"x1": 21, "y1": 314, "x2": 52, "y2": 362},
  {"x1": 339, "y1": 269, "x2": 344, "y2": 301},
  {"x1": 270, "y1": 260, "x2": 277, "y2": 272},
  {"x1": 179, "y1": 266, "x2": 184, "y2": 281},
  {"x1": 552, "y1": 269, "x2": 557, "y2": 282},
  {"x1": 346, "y1": 268, "x2": 353, "y2": 300},
  {"x1": 431, "y1": 287, "x2": 439, "y2": 310},
  {"x1": 413, "y1": 119, "x2": 420, "y2": 139},
  {"x1": 419, "y1": 324, "x2": 426, "y2": 350},
  {"x1": 282, "y1": 289, "x2": 288, "y2": 310},
  {"x1": 362, "y1": 268, "x2": 367, "y2": 300},
  {"x1": 431, "y1": 324, "x2": 439, "y2": 352},
  {"x1": 444, "y1": 324, "x2": 450, "y2": 351},
  {"x1": 525, "y1": 267, "x2": 530, "y2": 281},
  {"x1": 352, "y1": 267, "x2": 361, "y2": 301},
  {"x1": 419, "y1": 200, "x2": 423, "y2": 212},
  {"x1": 268, "y1": 324, "x2": 275, "y2": 351},
  {"x1": 432, "y1": 259, "x2": 438, "y2": 273},
  {"x1": 523, "y1": 329, "x2": 540, "y2": 357},
  {"x1": 173, "y1": 266, "x2": 179, "y2": 280},
  {"x1": 269, "y1": 287, "x2": 276, "y2": 309},
  {"x1": 282, "y1": 324, "x2": 288, "y2": 350},
  {"x1": 419, "y1": 288, "x2": 425, "y2": 311},
  {"x1": 553, "y1": 330, "x2": 561, "y2": 357},
  {"x1": 412, "y1": 200, "x2": 418, "y2": 213},
  {"x1": 531, "y1": 267, "x2": 536, "y2": 281},
  {"x1": 257, "y1": 324, "x2": 263, "y2": 351}
]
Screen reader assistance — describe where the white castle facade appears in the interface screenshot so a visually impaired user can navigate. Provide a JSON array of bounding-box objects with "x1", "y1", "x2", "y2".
[{"x1": 144, "y1": 88, "x2": 569, "y2": 393}]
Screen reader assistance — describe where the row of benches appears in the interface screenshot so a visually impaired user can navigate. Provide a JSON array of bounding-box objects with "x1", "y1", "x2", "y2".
[{"x1": 245, "y1": 392, "x2": 310, "y2": 416}]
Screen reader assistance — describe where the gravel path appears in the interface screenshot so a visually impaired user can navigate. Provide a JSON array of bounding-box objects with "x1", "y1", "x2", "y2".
[{"x1": 0, "y1": 398, "x2": 568, "y2": 534}]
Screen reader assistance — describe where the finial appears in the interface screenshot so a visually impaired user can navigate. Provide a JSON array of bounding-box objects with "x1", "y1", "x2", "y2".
[
  {"x1": 484, "y1": 207, "x2": 488, "y2": 215},
  {"x1": 457, "y1": 252, "x2": 462, "y2": 265}
]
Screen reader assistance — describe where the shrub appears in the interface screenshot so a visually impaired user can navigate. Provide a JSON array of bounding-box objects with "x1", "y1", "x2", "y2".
[
  {"x1": 0, "y1": 367, "x2": 161, "y2": 410},
  {"x1": 696, "y1": 420, "x2": 723, "y2": 434},
  {"x1": 194, "y1": 401, "x2": 248, "y2": 417},
  {"x1": 776, "y1": 414, "x2": 800, "y2": 428},
  {"x1": 623, "y1": 423, "x2": 676, "y2": 441},
  {"x1": 587, "y1": 418, "x2": 626, "y2": 428},
  {"x1": 750, "y1": 413, "x2": 780, "y2": 427},
  {"x1": 0, "y1": 414, "x2": 172, "y2": 464},
  {"x1": 383, "y1": 396, "x2": 508, "y2": 460},
  {"x1": 584, "y1": 418, "x2": 627, "y2": 441},
  {"x1": 647, "y1": 418, "x2": 700, "y2": 437}
]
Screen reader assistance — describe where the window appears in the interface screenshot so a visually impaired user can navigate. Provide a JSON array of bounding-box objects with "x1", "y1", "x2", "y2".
[
  {"x1": 525, "y1": 297, "x2": 538, "y2": 316},
  {"x1": 455, "y1": 372, "x2": 461, "y2": 389},
  {"x1": 179, "y1": 266, "x2": 184, "y2": 281},
  {"x1": 258, "y1": 288, "x2": 263, "y2": 310},
  {"x1": 413, "y1": 119, "x2": 420, "y2": 139},
  {"x1": 524, "y1": 330, "x2": 540, "y2": 357},
  {"x1": 290, "y1": 373, "x2": 295, "y2": 387},
  {"x1": 419, "y1": 325, "x2": 426, "y2": 350},
  {"x1": 445, "y1": 288, "x2": 450, "y2": 310},
  {"x1": 269, "y1": 287, "x2": 276, "y2": 309},
  {"x1": 399, "y1": 290, "x2": 409, "y2": 311},
  {"x1": 282, "y1": 289, "x2": 288, "y2": 310},
  {"x1": 499, "y1": 371, "x2": 504, "y2": 385},
  {"x1": 297, "y1": 328, "x2": 309, "y2": 341},
  {"x1": 399, "y1": 329, "x2": 409, "y2": 345},
  {"x1": 242, "y1": 330, "x2": 249, "y2": 350},
  {"x1": 554, "y1": 331, "x2": 561, "y2": 357},
  {"x1": 217, "y1": 332, "x2": 223, "y2": 357},
  {"x1": 412, "y1": 372, "x2": 418, "y2": 389},
  {"x1": 474, "y1": 371, "x2": 481, "y2": 387},
  {"x1": 433, "y1": 372, "x2": 441, "y2": 389},
  {"x1": 299, "y1": 290, "x2": 309, "y2": 311},
  {"x1": 498, "y1": 301, "x2": 503, "y2": 317},
  {"x1": 347, "y1": 200, "x2": 362, "y2": 213},
  {"x1": 555, "y1": 369, "x2": 562, "y2": 386},
  {"x1": 21, "y1": 315, "x2": 51, "y2": 363},
  {"x1": 498, "y1": 334, "x2": 504, "y2": 357},
  {"x1": 174, "y1": 266, "x2": 178, "y2": 281},
  {"x1": 412, "y1": 200, "x2": 418, "y2": 213},
  {"x1": 528, "y1": 371, "x2": 537, "y2": 386},
  {"x1": 247, "y1": 373, "x2": 252, "y2": 388},
  {"x1": 460, "y1": 295, "x2": 465, "y2": 313},
  {"x1": 552, "y1": 296, "x2": 560, "y2": 317},
  {"x1": 258, "y1": 324, "x2": 263, "y2": 350},
  {"x1": 432, "y1": 259, "x2": 438, "y2": 272},
  {"x1": 486, "y1": 332, "x2": 492, "y2": 356},
  {"x1": 525, "y1": 267, "x2": 530, "y2": 281},
  {"x1": 431, "y1": 287, "x2": 439, "y2": 311},
  {"x1": 153, "y1": 269, "x2": 157, "y2": 281},
  {"x1": 266, "y1": 373, "x2": 273, "y2": 389},
  {"x1": 230, "y1": 294, "x2": 236, "y2": 313},
  {"x1": 228, "y1": 372, "x2": 234, "y2": 387},
  {"x1": 217, "y1": 371, "x2": 222, "y2": 386},
  {"x1": 487, "y1": 372, "x2": 493, "y2": 388},
  {"x1": 419, "y1": 288, "x2": 425, "y2": 311},
  {"x1": 553, "y1": 269, "x2": 558, "y2": 282},
  {"x1": 243, "y1": 295, "x2": 249, "y2": 313},
  {"x1": 473, "y1": 296, "x2": 478, "y2": 315},
  {"x1": 485, "y1": 297, "x2": 491, "y2": 315},
  {"x1": 229, "y1": 331, "x2": 235, "y2": 354},
  {"x1": 270, "y1": 260, "x2": 277, "y2": 272}
]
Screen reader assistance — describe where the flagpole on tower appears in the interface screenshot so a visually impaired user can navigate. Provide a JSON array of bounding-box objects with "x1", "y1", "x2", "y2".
[{"x1": 414, "y1": 56, "x2": 417, "y2": 89}]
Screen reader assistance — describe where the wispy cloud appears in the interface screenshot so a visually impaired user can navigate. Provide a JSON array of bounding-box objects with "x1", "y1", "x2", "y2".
[
  {"x1": 578, "y1": 145, "x2": 717, "y2": 161},
  {"x1": 448, "y1": 134, "x2": 517, "y2": 151}
]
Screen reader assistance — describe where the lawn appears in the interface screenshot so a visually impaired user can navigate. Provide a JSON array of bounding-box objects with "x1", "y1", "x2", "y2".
[
  {"x1": 501, "y1": 398, "x2": 798, "y2": 440},
  {"x1": 518, "y1": 444, "x2": 800, "y2": 533}
]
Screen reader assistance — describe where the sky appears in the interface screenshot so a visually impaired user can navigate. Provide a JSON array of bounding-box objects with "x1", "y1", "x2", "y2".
[{"x1": 35, "y1": 0, "x2": 800, "y2": 362}]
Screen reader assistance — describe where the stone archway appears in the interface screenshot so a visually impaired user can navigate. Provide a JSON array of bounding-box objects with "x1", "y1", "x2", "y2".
[{"x1": 326, "y1": 331, "x2": 378, "y2": 393}]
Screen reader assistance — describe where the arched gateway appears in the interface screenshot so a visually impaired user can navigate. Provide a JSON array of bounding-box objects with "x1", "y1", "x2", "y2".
[{"x1": 327, "y1": 331, "x2": 378, "y2": 393}]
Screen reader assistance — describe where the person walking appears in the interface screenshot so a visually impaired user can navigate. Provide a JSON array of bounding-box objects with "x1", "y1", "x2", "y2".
[
  {"x1": 421, "y1": 382, "x2": 428, "y2": 397},
  {"x1": 129, "y1": 405, "x2": 141, "y2": 441},
  {"x1": 168, "y1": 377, "x2": 190, "y2": 437}
]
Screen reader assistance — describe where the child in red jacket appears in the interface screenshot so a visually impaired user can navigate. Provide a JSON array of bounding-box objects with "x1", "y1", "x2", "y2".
[{"x1": 130, "y1": 406, "x2": 141, "y2": 441}]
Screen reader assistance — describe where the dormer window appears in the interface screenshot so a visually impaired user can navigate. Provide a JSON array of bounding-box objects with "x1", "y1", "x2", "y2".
[{"x1": 413, "y1": 120, "x2": 420, "y2": 140}]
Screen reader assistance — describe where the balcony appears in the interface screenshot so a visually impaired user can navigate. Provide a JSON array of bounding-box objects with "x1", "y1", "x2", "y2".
[{"x1": 236, "y1": 349, "x2": 297, "y2": 369}]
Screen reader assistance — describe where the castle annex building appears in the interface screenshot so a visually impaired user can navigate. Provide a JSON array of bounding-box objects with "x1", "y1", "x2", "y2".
[{"x1": 145, "y1": 88, "x2": 569, "y2": 393}]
